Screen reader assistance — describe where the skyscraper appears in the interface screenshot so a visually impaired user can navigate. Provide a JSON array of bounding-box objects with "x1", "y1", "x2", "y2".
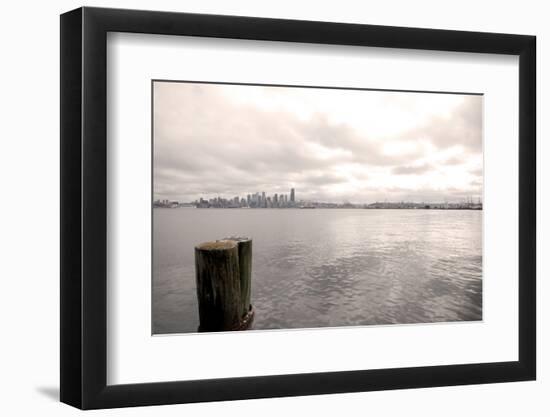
[{"x1": 290, "y1": 188, "x2": 295, "y2": 203}]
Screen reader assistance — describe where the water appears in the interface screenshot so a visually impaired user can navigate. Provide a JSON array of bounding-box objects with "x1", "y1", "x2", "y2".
[{"x1": 153, "y1": 209, "x2": 482, "y2": 334}]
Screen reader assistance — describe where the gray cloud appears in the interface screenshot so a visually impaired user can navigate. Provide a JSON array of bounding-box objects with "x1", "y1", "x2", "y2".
[
  {"x1": 392, "y1": 164, "x2": 433, "y2": 175},
  {"x1": 444, "y1": 155, "x2": 467, "y2": 165},
  {"x1": 402, "y1": 96, "x2": 482, "y2": 153},
  {"x1": 469, "y1": 168, "x2": 483, "y2": 176}
]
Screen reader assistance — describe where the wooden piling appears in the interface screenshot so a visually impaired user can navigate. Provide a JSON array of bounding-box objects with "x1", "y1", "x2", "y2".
[
  {"x1": 195, "y1": 238, "x2": 254, "y2": 332},
  {"x1": 195, "y1": 240, "x2": 241, "y2": 332},
  {"x1": 224, "y1": 237, "x2": 252, "y2": 316}
]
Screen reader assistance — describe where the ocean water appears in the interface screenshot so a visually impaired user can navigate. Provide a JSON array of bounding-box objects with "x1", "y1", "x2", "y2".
[{"x1": 153, "y1": 208, "x2": 482, "y2": 334}]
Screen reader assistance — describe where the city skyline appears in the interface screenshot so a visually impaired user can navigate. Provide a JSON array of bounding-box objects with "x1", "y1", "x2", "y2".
[
  {"x1": 154, "y1": 82, "x2": 483, "y2": 203},
  {"x1": 153, "y1": 186, "x2": 482, "y2": 210}
]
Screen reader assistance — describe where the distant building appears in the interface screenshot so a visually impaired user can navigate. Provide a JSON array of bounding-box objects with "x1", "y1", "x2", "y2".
[{"x1": 290, "y1": 188, "x2": 295, "y2": 203}]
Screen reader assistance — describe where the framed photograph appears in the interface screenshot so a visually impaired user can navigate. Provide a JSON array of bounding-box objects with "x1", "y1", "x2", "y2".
[{"x1": 60, "y1": 6, "x2": 536, "y2": 409}]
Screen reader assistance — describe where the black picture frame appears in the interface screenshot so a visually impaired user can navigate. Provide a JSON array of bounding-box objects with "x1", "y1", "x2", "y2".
[{"x1": 60, "y1": 6, "x2": 536, "y2": 410}]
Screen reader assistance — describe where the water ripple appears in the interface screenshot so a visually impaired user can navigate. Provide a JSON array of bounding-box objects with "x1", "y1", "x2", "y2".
[{"x1": 153, "y1": 209, "x2": 482, "y2": 333}]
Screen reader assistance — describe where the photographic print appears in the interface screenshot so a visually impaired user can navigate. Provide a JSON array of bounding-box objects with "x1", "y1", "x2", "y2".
[{"x1": 152, "y1": 81, "x2": 483, "y2": 334}]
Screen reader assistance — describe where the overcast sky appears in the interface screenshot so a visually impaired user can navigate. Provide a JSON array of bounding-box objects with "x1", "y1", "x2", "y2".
[{"x1": 153, "y1": 81, "x2": 482, "y2": 203}]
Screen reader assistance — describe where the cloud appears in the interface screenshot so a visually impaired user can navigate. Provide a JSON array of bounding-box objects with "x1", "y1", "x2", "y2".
[
  {"x1": 300, "y1": 171, "x2": 349, "y2": 186},
  {"x1": 153, "y1": 82, "x2": 483, "y2": 203},
  {"x1": 469, "y1": 168, "x2": 483, "y2": 177},
  {"x1": 401, "y1": 96, "x2": 482, "y2": 154},
  {"x1": 392, "y1": 164, "x2": 433, "y2": 175},
  {"x1": 443, "y1": 155, "x2": 467, "y2": 165}
]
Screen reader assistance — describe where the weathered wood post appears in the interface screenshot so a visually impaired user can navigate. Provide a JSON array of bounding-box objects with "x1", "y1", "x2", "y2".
[
  {"x1": 195, "y1": 240, "x2": 241, "y2": 332},
  {"x1": 224, "y1": 237, "x2": 252, "y2": 317},
  {"x1": 195, "y1": 238, "x2": 254, "y2": 332}
]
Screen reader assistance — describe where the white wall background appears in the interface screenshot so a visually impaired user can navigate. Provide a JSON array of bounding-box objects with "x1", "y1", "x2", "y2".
[{"x1": 0, "y1": 0, "x2": 545, "y2": 415}]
